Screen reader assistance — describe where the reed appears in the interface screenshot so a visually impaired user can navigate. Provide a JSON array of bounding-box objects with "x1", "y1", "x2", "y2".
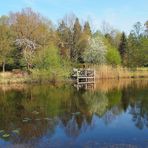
[
  {"x1": 94, "y1": 65, "x2": 148, "y2": 79},
  {"x1": 0, "y1": 72, "x2": 30, "y2": 84}
]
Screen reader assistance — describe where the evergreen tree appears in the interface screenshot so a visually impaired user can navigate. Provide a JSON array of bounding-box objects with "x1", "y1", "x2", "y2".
[
  {"x1": 118, "y1": 32, "x2": 127, "y2": 64},
  {"x1": 105, "y1": 33, "x2": 114, "y2": 46},
  {"x1": 127, "y1": 22, "x2": 148, "y2": 67},
  {"x1": 57, "y1": 20, "x2": 71, "y2": 58},
  {"x1": 83, "y1": 21, "x2": 92, "y2": 36},
  {"x1": 72, "y1": 18, "x2": 82, "y2": 62}
]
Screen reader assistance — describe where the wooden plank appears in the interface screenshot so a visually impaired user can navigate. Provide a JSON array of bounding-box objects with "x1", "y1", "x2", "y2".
[
  {"x1": 77, "y1": 77, "x2": 94, "y2": 79},
  {"x1": 77, "y1": 82, "x2": 95, "y2": 84}
]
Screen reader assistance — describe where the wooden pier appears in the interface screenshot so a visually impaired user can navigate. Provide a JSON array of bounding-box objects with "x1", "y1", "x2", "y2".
[
  {"x1": 72, "y1": 68, "x2": 96, "y2": 90},
  {"x1": 72, "y1": 68, "x2": 95, "y2": 84}
]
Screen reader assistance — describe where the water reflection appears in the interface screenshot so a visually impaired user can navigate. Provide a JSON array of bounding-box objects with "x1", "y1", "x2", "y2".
[
  {"x1": 74, "y1": 83, "x2": 96, "y2": 90},
  {"x1": 0, "y1": 79, "x2": 148, "y2": 147}
]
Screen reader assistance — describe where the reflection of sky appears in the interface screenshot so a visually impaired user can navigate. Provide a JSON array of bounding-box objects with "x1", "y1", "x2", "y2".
[
  {"x1": 0, "y1": 140, "x2": 10, "y2": 148},
  {"x1": 1, "y1": 111, "x2": 148, "y2": 147},
  {"x1": 11, "y1": 111, "x2": 147, "y2": 148}
]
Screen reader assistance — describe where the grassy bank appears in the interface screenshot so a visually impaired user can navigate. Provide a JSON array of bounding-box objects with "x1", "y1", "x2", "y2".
[{"x1": 0, "y1": 69, "x2": 70, "y2": 84}]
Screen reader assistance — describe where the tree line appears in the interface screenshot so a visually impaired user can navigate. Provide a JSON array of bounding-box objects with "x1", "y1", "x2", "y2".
[{"x1": 0, "y1": 8, "x2": 148, "y2": 73}]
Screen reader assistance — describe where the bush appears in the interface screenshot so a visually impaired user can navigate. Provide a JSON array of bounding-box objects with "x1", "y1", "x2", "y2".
[
  {"x1": 32, "y1": 45, "x2": 71, "y2": 82},
  {"x1": 106, "y1": 47, "x2": 121, "y2": 66}
]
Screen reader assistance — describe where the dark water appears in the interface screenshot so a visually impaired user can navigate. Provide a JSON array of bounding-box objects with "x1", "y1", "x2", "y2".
[{"x1": 0, "y1": 80, "x2": 148, "y2": 148}]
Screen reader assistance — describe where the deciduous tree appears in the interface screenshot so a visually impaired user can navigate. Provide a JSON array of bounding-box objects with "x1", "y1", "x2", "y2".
[
  {"x1": 10, "y1": 8, "x2": 53, "y2": 70},
  {"x1": 83, "y1": 36, "x2": 107, "y2": 64},
  {"x1": 0, "y1": 16, "x2": 12, "y2": 72}
]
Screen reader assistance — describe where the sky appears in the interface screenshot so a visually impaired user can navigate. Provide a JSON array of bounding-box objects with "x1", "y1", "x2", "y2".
[{"x1": 0, "y1": 0, "x2": 148, "y2": 33}]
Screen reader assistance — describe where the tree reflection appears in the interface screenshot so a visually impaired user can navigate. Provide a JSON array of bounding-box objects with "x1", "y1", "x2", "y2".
[
  {"x1": 128, "y1": 87, "x2": 148, "y2": 129},
  {"x1": 0, "y1": 81, "x2": 148, "y2": 146},
  {"x1": 83, "y1": 91, "x2": 108, "y2": 116}
]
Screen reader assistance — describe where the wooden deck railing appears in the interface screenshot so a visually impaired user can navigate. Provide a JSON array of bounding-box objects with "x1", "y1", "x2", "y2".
[{"x1": 72, "y1": 68, "x2": 95, "y2": 84}]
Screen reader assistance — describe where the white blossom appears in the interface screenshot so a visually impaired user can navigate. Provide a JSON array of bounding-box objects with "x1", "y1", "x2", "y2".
[{"x1": 83, "y1": 36, "x2": 107, "y2": 64}]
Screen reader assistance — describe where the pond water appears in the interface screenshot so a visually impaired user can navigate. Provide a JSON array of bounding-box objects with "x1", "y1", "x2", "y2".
[{"x1": 0, "y1": 79, "x2": 148, "y2": 148}]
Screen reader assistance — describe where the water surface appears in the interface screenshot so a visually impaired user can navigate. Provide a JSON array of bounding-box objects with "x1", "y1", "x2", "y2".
[{"x1": 0, "y1": 79, "x2": 148, "y2": 148}]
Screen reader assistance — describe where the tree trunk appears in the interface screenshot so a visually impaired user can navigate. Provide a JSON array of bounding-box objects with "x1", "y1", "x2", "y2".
[{"x1": 2, "y1": 61, "x2": 5, "y2": 73}]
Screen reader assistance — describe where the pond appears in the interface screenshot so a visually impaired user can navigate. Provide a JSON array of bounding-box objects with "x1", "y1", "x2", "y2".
[{"x1": 0, "y1": 79, "x2": 148, "y2": 148}]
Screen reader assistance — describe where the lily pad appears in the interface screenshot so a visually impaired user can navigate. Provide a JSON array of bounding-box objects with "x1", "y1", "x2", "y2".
[
  {"x1": 12, "y1": 129, "x2": 20, "y2": 134},
  {"x1": 22, "y1": 117, "x2": 31, "y2": 122},
  {"x1": 44, "y1": 118, "x2": 52, "y2": 121},
  {"x1": 72, "y1": 112, "x2": 80, "y2": 115},
  {"x1": 22, "y1": 119, "x2": 29, "y2": 122},
  {"x1": 0, "y1": 130, "x2": 4, "y2": 133},
  {"x1": 32, "y1": 111, "x2": 39, "y2": 115},
  {"x1": 35, "y1": 118, "x2": 41, "y2": 121},
  {"x1": 24, "y1": 117, "x2": 31, "y2": 120},
  {"x1": 2, "y1": 134, "x2": 10, "y2": 138}
]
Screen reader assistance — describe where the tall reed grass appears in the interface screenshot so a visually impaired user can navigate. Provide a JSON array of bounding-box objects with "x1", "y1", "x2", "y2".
[{"x1": 95, "y1": 65, "x2": 148, "y2": 79}]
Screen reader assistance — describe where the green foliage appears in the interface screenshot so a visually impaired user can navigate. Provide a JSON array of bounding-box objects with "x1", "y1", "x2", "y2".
[
  {"x1": 127, "y1": 29, "x2": 148, "y2": 67},
  {"x1": 107, "y1": 90, "x2": 122, "y2": 107},
  {"x1": 83, "y1": 91, "x2": 108, "y2": 116},
  {"x1": 140, "y1": 37, "x2": 148, "y2": 66},
  {"x1": 118, "y1": 32, "x2": 128, "y2": 64},
  {"x1": 72, "y1": 18, "x2": 83, "y2": 62},
  {"x1": 106, "y1": 47, "x2": 121, "y2": 65},
  {"x1": 57, "y1": 20, "x2": 72, "y2": 59},
  {"x1": 0, "y1": 16, "x2": 13, "y2": 72},
  {"x1": 57, "y1": 17, "x2": 90, "y2": 63},
  {"x1": 32, "y1": 45, "x2": 71, "y2": 81},
  {"x1": 0, "y1": 8, "x2": 148, "y2": 78}
]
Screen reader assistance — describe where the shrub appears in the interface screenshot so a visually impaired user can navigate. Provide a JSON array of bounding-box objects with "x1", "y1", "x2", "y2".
[
  {"x1": 106, "y1": 47, "x2": 121, "y2": 66},
  {"x1": 32, "y1": 45, "x2": 71, "y2": 82}
]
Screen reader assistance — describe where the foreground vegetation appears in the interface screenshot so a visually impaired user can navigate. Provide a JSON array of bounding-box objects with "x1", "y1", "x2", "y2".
[{"x1": 0, "y1": 8, "x2": 148, "y2": 83}]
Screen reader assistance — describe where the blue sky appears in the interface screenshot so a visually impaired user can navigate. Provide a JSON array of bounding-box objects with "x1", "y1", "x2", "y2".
[{"x1": 0, "y1": 0, "x2": 148, "y2": 33}]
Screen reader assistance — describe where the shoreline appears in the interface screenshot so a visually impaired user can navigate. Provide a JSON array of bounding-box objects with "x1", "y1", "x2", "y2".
[
  {"x1": 0, "y1": 75, "x2": 148, "y2": 85},
  {"x1": 0, "y1": 66, "x2": 148, "y2": 84}
]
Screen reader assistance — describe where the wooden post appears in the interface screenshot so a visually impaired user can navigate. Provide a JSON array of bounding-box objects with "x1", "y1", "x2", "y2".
[
  {"x1": 94, "y1": 69, "x2": 95, "y2": 83},
  {"x1": 77, "y1": 70, "x2": 79, "y2": 84}
]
